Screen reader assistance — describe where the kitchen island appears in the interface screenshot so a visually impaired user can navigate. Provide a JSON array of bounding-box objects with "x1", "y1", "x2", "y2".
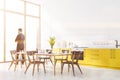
[{"x1": 79, "y1": 48, "x2": 120, "y2": 69}]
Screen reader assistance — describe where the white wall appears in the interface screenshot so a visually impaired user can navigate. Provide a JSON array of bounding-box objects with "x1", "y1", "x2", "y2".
[{"x1": 40, "y1": 0, "x2": 120, "y2": 48}]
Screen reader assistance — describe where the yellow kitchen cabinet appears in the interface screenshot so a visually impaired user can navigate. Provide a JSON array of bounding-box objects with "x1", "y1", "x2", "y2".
[
  {"x1": 109, "y1": 49, "x2": 120, "y2": 68},
  {"x1": 84, "y1": 48, "x2": 120, "y2": 68},
  {"x1": 84, "y1": 48, "x2": 102, "y2": 66},
  {"x1": 99, "y1": 49, "x2": 110, "y2": 67},
  {"x1": 85, "y1": 48, "x2": 102, "y2": 65}
]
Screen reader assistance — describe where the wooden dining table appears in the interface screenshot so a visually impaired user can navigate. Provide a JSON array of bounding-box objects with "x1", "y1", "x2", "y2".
[{"x1": 35, "y1": 52, "x2": 71, "y2": 75}]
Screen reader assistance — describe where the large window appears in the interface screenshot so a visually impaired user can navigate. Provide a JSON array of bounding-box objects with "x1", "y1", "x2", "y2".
[
  {"x1": 6, "y1": 13, "x2": 24, "y2": 61},
  {"x1": 0, "y1": 0, "x2": 4, "y2": 10},
  {"x1": 6, "y1": 0, "x2": 24, "y2": 13},
  {"x1": 26, "y1": 3, "x2": 39, "y2": 16},
  {"x1": 26, "y1": 17, "x2": 39, "y2": 51},
  {"x1": 0, "y1": 0, "x2": 40, "y2": 62}
]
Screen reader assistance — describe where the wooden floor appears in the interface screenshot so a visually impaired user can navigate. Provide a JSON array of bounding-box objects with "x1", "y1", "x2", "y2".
[{"x1": 0, "y1": 62, "x2": 120, "y2": 80}]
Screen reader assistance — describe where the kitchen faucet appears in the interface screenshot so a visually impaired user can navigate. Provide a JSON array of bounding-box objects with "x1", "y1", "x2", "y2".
[{"x1": 115, "y1": 40, "x2": 120, "y2": 48}]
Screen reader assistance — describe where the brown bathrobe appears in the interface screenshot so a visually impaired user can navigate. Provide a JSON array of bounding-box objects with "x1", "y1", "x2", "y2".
[{"x1": 15, "y1": 33, "x2": 25, "y2": 64}]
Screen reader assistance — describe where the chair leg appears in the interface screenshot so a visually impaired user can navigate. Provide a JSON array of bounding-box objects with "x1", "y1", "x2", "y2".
[
  {"x1": 8, "y1": 61, "x2": 14, "y2": 70},
  {"x1": 61, "y1": 62, "x2": 62, "y2": 74},
  {"x1": 76, "y1": 64, "x2": 83, "y2": 74},
  {"x1": 71, "y1": 64, "x2": 75, "y2": 76},
  {"x1": 54, "y1": 60, "x2": 57, "y2": 67},
  {"x1": 43, "y1": 63, "x2": 46, "y2": 73},
  {"x1": 25, "y1": 61, "x2": 27, "y2": 68},
  {"x1": 14, "y1": 62, "x2": 18, "y2": 72},
  {"x1": 68, "y1": 64, "x2": 70, "y2": 72},
  {"x1": 21, "y1": 61, "x2": 23, "y2": 68},
  {"x1": 32, "y1": 64, "x2": 35, "y2": 76},
  {"x1": 50, "y1": 58, "x2": 53, "y2": 65},
  {"x1": 37, "y1": 64, "x2": 39, "y2": 72},
  {"x1": 24, "y1": 63, "x2": 30, "y2": 74},
  {"x1": 54, "y1": 60, "x2": 57, "y2": 75},
  {"x1": 61, "y1": 63, "x2": 64, "y2": 74}
]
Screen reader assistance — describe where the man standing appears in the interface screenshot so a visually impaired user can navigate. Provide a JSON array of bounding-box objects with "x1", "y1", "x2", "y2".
[{"x1": 15, "y1": 28, "x2": 25, "y2": 64}]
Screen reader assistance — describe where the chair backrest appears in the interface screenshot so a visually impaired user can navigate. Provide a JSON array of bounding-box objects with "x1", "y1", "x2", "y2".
[
  {"x1": 46, "y1": 49, "x2": 52, "y2": 54},
  {"x1": 62, "y1": 50, "x2": 69, "y2": 54},
  {"x1": 10, "y1": 50, "x2": 16, "y2": 61},
  {"x1": 61, "y1": 50, "x2": 70, "y2": 59},
  {"x1": 71, "y1": 51, "x2": 83, "y2": 63},
  {"x1": 27, "y1": 51, "x2": 35, "y2": 63}
]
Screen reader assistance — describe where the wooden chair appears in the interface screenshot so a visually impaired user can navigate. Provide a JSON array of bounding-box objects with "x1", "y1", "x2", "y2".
[
  {"x1": 54, "y1": 50, "x2": 70, "y2": 74},
  {"x1": 8, "y1": 50, "x2": 27, "y2": 71},
  {"x1": 61, "y1": 51, "x2": 83, "y2": 76},
  {"x1": 39, "y1": 49, "x2": 53, "y2": 65},
  {"x1": 24, "y1": 51, "x2": 46, "y2": 76}
]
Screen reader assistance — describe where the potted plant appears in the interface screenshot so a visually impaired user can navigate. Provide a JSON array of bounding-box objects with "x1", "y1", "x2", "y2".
[{"x1": 49, "y1": 36, "x2": 55, "y2": 49}]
